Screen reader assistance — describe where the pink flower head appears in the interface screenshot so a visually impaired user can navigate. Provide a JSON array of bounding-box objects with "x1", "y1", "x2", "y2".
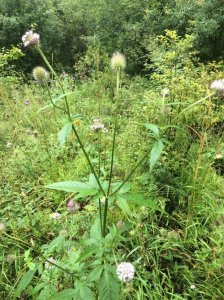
[{"x1": 67, "y1": 199, "x2": 80, "y2": 213}]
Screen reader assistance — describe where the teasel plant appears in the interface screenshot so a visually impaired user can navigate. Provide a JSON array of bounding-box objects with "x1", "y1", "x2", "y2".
[{"x1": 22, "y1": 30, "x2": 169, "y2": 239}]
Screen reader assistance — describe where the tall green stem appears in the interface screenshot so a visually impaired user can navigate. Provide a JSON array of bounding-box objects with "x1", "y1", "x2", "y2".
[{"x1": 102, "y1": 69, "x2": 121, "y2": 236}]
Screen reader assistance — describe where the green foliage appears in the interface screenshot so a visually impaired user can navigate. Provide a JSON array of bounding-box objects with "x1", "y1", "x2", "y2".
[{"x1": 99, "y1": 266, "x2": 120, "y2": 300}]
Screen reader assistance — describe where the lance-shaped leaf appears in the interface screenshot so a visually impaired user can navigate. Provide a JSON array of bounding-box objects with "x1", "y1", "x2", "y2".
[
  {"x1": 149, "y1": 139, "x2": 164, "y2": 172},
  {"x1": 145, "y1": 123, "x2": 160, "y2": 138},
  {"x1": 58, "y1": 122, "x2": 72, "y2": 146},
  {"x1": 13, "y1": 267, "x2": 38, "y2": 299},
  {"x1": 121, "y1": 193, "x2": 164, "y2": 213},
  {"x1": 46, "y1": 181, "x2": 98, "y2": 196},
  {"x1": 99, "y1": 266, "x2": 120, "y2": 300}
]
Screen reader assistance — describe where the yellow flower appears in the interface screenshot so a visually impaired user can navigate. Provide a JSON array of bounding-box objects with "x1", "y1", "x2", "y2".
[{"x1": 73, "y1": 119, "x2": 81, "y2": 127}]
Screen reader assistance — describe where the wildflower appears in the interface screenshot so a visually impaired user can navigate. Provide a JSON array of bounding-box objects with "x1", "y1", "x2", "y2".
[
  {"x1": 161, "y1": 87, "x2": 170, "y2": 98},
  {"x1": 215, "y1": 153, "x2": 223, "y2": 159},
  {"x1": 0, "y1": 223, "x2": 6, "y2": 232},
  {"x1": 116, "y1": 262, "x2": 135, "y2": 282},
  {"x1": 59, "y1": 230, "x2": 68, "y2": 236},
  {"x1": 100, "y1": 197, "x2": 106, "y2": 205},
  {"x1": 111, "y1": 52, "x2": 126, "y2": 70},
  {"x1": 190, "y1": 284, "x2": 196, "y2": 290},
  {"x1": 45, "y1": 257, "x2": 56, "y2": 269},
  {"x1": 6, "y1": 254, "x2": 16, "y2": 264},
  {"x1": 22, "y1": 30, "x2": 40, "y2": 47},
  {"x1": 91, "y1": 118, "x2": 108, "y2": 133},
  {"x1": 116, "y1": 220, "x2": 125, "y2": 229},
  {"x1": 210, "y1": 79, "x2": 224, "y2": 95},
  {"x1": 33, "y1": 130, "x2": 38, "y2": 137},
  {"x1": 6, "y1": 142, "x2": 13, "y2": 148},
  {"x1": 161, "y1": 105, "x2": 172, "y2": 116},
  {"x1": 67, "y1": 199, "x2": 80, "y2": 213},
  {"x1": 24, "y1": 99, "x2": 30, "y2": 106},
  {"x1": 50, "y1": 212, "x2": 61, "y2": 220},
  {"x1": 32, "y1": 66, "x2": 49, "y2": 85},
  {"x1": 73, "y1": 119, "x2": 81, "y2": 127}
]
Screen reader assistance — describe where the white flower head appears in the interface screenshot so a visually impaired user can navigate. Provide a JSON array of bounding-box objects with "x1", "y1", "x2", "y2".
[
  {"x1": 50, "y1": 212, "x2": 61, "y2": 220},
  {"x1": 116, "y1": 262, "x2": 135, "y2": 282},
  {"x1": 6, "y1": 142, "x2": 13, "y2": 148},
  {"x1": 32, "y1": 66, "x2": 49, "y2": 84},
  {"x1": 22, "y1": 30, "x2": 40, "y2": 47},
  {"x1": 190, "y1": 284, "x2": 196, "y2": 290},
  {"x1": 161, "y1": 87, "x2": 170, "y2": 98},
  {"x1": 45, "y1": 257, "x2": 56, "y2": 269},
  {"x1": 210, "y1": 79, "x2": 224, "y2": 94},
  {"x1": 111, "y1": 52, "x2": 126, "y2": 70},
  {"x1": 0, "y1": 223, "x2": 6, "y2": 232},
  {"x1": 91, "y1": 118, "x2": 108, "y2": 133}
]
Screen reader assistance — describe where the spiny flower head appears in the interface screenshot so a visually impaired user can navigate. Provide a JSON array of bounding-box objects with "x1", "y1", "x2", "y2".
[
  {"x1": 161, "y1": 87, "x2": 170, "y2": 98},
  {"x1": 210, "y1": 79, "x2": 224, "y2": 95},
  {"x1": 24, "y1": 99, "x2": 30, "y2": 106},
  {"x1": 111, "y1": 52, "x2": 126, "y2": 70},
  {"x1": 91, "y1": 118, "x2": 108, "y2": 133},
  {"x1": 22, "y1": 30, "x2": 40, "y2": 47},
  {"x1": 0, "y1": 223, "x2": 6, "y2": 232},
  {"x1": 32, "y1": 66, "x2": 49, "y2": 84},
  {"x1": 116, "y1": 262, "x2": 135, "y2": 282},
  {"x1": 50, "y1": 212, "x2": 61, "y2": 220}
]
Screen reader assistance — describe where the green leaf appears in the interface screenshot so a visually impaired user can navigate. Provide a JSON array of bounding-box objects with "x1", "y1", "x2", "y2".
[
  {"x1": 13, "y1": 268, "x2": 37, "y2": 299},
  {"x1": 88, "y1": 265, "x2": 104, "y2": 282},
  {"x1": 47, "y1": 289, "x2": 78, "y2": 300},
  {"x1": 117, "y1": 196, "x2": 131, "y2": 215},
  {"x1": 150, "y1": 139, "x2": 164, "y2": 172},
  {"x1": 99, "y1": 266, "x2": 119, "y2": 300},
  {"x1": 58, "y1": 122, "x2": 72, "y2": 146},
  {"x1": 46, "y1": 181, "x2": 98, "y2": 195},
  {"x1": 46, "y1": 236, "x2": 65, "y2": 254},
  {"x1": 90, "y1": 219, "x2": 102, "y2": 242},
  {"x1": 145, "y1": 123, "x2": 160, "y2": 138},
  {"x1": 122, "y1": 193, "x2": 164, "y2": 213},
  {"x1": 79, "y1": 284, "x2": 94, "y2": 300},
  {"x1": 77, "y1": 246, "x2": 96, "y2": 262}
]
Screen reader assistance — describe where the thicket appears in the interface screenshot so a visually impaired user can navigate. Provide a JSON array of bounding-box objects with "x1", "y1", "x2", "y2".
[{"x1": 0, "y1": 0, "x2": 224, "y2": 74}]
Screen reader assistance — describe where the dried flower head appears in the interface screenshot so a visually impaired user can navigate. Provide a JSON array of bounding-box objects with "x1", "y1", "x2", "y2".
[
  {"x1": 24, "y1": 99, "x2": 30, "y2": 106},
  {"x1": 45, "y1": 257, "x2": 56, "y2": 269},
  {"x1": 116, "y1": 220, "x2": 125, "y2": 229},
  {"x1": 161, "y1": 105, "x2": 172, "y2": 116},
  {"x1": 6, "y1": 254, "x2": 16, "y2": 264},
  {"x1": 111, "y1": 52, "x2": 126, "y2": 70},
  {"x1": 67, "y1": 199, "x2": 80, "y2": 213},
  {"x1": 161, "y1": 87, "x2": 170, "y2": 98},
  {"x1": 210, "y1": 79, "x2": 224, "y2": 95},
  {"x1": 116, "y1": 262, "x2": 135, "y2": 282},
  {"x1": 0, "y1": 223, "x2": 6, "y2": 232},
  {"x1": 6, "y1": 142, "x2": 13, "y2": 148},
  {"x1": 33, "y1": 130, "x2": 38, "y2": 137},
  {"x1": 50, "y1": 212, "x2": 61, "y2": 220},
  {"x1": 91, "y1": 118, "x2": 108, "y2": 133},
  {"x1": 32, "y1": 66, "x2": 49, "y2": 84},
  {"x1": 215, "y1": 153, "x2": 223, "y2": 159},
  {"x1": 22, "y1": 30, "x2": 40, "y2": 47}
]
